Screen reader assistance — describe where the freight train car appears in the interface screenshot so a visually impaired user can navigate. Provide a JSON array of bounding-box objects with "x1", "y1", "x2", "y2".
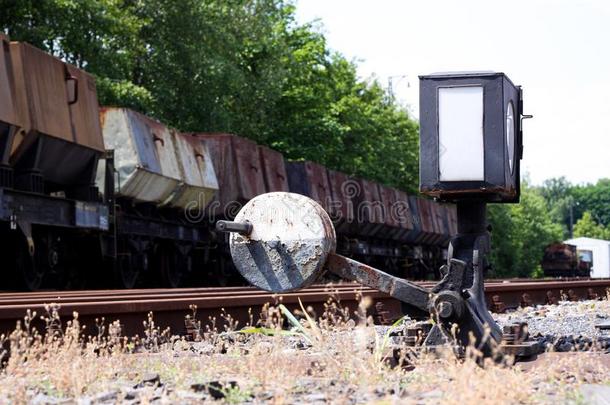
[
  {"x1": 199, "y1": 136, "x2": 455, "y2": 281},
  {"x1": 541, "y1": 242, "x2": 592, "y2": 278},
  {"x1": 0, "y1": 39, "x2": 454, "y2": 290},
  {"x1": 0, "y1": 38, "x2": 219, "y2": 290}
]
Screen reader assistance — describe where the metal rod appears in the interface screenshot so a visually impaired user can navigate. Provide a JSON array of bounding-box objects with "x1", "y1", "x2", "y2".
[
  {"x1": 456, "y1": 201, "x2": 487, "y2": 235},
  {"x1": 215, "y1": 220, "x2": 253, "y2": 236},
  {"x1": 325, "y1": 253, "x2": 431, "y2": 313}
]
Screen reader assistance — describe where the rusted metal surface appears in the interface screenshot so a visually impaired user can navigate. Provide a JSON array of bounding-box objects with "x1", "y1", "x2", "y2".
[
  {"x1": 430, "y1": 200, "x2": 447, "y2": 245},
  {"x1": 306, "y1": 162, "x2": 333, "y2": 212},
  {"x1": 433, "y1": 203, "x2": 450, "y2": 245},
  {"x1": 435, "y1": 203, "x2": 455, "y2": 246},
  {"x1": 427, "y1": 201, "x2": 441, "y2": 244},
  {"x1": 443, "y1": 203, "x2": 456, "y2": 243},
  {"x1": 0, "y1": 279, "x2": 607, "y2": 338},
  {"x1": 377, "y1": 184, "x2": 400, "y2": 239},
  {"x1": 416, "y1": 198, "x2": 435, "y2": 244},
  {"x1": 491, "y1": 295, "x2": 506, "y2": 312},
  {"x1": 407, "y1": 195, "x2": 424, "y2": 244},
  {"x1": 484, "y1": 279, "x2": 610, "y2": 309},
  {"x1": 9, "y1": 42, "x2": 74, "y2": 147},
  {"x1": 170, "y1": 131, "x2": 218, "y2": 209},
  {"x1": 0, "y1": 284, "x2": 401, "y2": 338},
  {"x1": 326, "y1": 169, "x2": 354, "y2": 233},
  {"x1": 0, "y1": 36, "x2": 17, "y2": 169},
  {"x1": 228, "y1": 192, "x2": 336, "y2": 292},
  {"x1": 0, "y1": 36, "x2": 17, "y2": 131},
  {"x1": 393, "y1": 189, "x2": 415, "y2": 240},
  {"x1": 258, "y1": 146, "x2": 289, "y2": 192},
  {"x1": 325, "y1": 253, "x2": 430, "y2": 313},
  {"x1": 64, "y1": 64, "x2": 105, "y2": 152},
  {"x1": 353, "y1": 178, "x2": 385, "y2": 237},
  {"x1": 8, "y1": 41, "x2": 105, "y2": 187},
  {"x1": 199, "y1": 134, "x2": 266, "y2": 217},
  {"x1": 285, "y1": 161, "x2": 334, "y2": 213}
]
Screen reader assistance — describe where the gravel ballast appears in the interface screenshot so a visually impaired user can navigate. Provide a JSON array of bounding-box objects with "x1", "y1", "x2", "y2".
[{"x1": 495, "y1": 299, "x2": 610, "y2": 353}]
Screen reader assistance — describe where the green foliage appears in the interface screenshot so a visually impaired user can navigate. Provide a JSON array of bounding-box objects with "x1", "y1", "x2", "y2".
[
  {"x1": 1, "y1": 0, "x2": 418, "y2": 191},
  {"x1": 489, "y1": 184, "x2": 563, "y2": 277},
  {"x1": 492, "y1": 177, "x2": 610, "y2": 277},
  {"x1": 95, "y1": 77, "x2": 154, "y2": 112},
  {"x1": 0, "y1": 0, "x2": 145, "y2": 76},
  {"x1": 537, "y1": 177, "x2": 610, "y2": 235},
  {"x1": 573, "y1": 211, "x2": 610, "y2": 240},
  {"x1": 571, "y1": 179, "x2": 610, "y2": 228},
  {"x1": 538, "y1": 176, "x2": 573, "y2": 237}
]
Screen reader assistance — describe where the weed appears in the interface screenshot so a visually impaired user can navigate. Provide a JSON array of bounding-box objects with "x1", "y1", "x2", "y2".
[{"x1": 0, "y1": 296, "x2": 607, "y2": 403}]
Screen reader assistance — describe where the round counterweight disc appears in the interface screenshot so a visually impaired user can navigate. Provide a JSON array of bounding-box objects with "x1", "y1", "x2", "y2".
[{"x1": 229, "y1": 192, "x2": 336, "y2": 292}]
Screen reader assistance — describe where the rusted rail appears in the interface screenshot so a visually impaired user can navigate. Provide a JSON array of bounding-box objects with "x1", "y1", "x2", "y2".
[{"x1": 0, "y1": 279, "x2": 607, "y2": 338}]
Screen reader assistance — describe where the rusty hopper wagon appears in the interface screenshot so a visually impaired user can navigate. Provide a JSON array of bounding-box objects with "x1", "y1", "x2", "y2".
[{"x1": 0, "y1": 39, "x2": 455, "y2": 290}]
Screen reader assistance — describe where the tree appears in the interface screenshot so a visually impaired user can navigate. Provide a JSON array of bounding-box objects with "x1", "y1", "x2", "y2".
[
  {"x1": 0, "y1": 0, "x2": 151, "y2": 110},
  {"x1": 573, "y1": 211, "x2": 610, "y2": 240},
  {"x1": 488, "y1": 184, "x2": 563, "y2": 277},
  {"x1": 269, "y1": 26, "x2": 419, "y2": 191},
  {"x1": 571, "y1": 179, "x2": 610, "y2": 228},
  {"x1": 536, "y1": 177, "x2": 575, "y2": 238},
  {"x1": 537, "y1": 177, "x2": 610, "y2": 239}
]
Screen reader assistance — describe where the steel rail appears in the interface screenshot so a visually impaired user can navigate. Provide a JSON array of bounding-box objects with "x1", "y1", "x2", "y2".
[{"x1": 0, "y1": 279, "x2": 607, "y2": 338}]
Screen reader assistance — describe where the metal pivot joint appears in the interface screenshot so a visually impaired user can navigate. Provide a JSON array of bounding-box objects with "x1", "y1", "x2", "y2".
[{"x1": 421, "y1": 202, "x2": 503, "y2": 356}]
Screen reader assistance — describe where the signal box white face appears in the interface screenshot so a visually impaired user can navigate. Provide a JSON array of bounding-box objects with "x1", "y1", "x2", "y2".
[{"x1": 419, "y1": 72, "x2": 523, "y2": 203}]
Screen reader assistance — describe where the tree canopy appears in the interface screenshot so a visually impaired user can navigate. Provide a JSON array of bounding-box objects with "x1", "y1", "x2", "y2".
[
  {"x1": 573, "y1": 211, "x2": 610, "y2": 240},
  {"x1": 535, "y1": 177, "x2": 610, "y2": 239}
]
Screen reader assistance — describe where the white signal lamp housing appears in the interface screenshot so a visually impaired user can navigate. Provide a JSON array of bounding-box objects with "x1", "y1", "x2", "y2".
[{"x1": 419, "y1": 72, "x2": 528, "y2": 203}]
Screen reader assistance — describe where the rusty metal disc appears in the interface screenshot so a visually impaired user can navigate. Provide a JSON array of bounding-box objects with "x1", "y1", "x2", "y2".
[{"x1": 229, "y1": 192, "x2": 336, "y2": 292}]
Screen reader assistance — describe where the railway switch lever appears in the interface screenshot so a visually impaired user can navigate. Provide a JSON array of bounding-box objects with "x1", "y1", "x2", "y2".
[{"x1": 221, "y1": 192, "x2": 535, "y2": 360}]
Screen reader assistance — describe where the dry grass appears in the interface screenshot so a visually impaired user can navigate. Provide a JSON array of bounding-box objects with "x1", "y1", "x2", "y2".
[{"x1": 0, "y1": 297, "x2": 608, "y2": 404}]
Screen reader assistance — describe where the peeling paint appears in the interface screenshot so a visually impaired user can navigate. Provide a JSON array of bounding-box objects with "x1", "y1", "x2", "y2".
[{"x1": 229, "y1": 192, "x2": 335, "y2": 292}]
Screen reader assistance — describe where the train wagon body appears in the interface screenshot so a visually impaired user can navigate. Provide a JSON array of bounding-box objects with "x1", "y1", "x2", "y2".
[
  {"x1": 8, "y1": 41, "x2": 104, "y2": 197},
  {"x1": 258, "y1": 146, "x2": 289, "y2": 193},
  {"x1": 98, "y1": 108, "x2": 218, "y2": 209},
  {"x1": 0, "y1": 39, "x2": 456, "y2": 290},
  {"x1": 284, "y1": 159, "x2": 452, "y2": 277},
  {"x1": 285, "y1": 161, "x2": 334, "y2": 213},
  {"x1": 198, "y1": 134, "x2": 266, "y2": 218},
  {"x1": 0, "y1": 34, "x2": 18, "y2": 187}
]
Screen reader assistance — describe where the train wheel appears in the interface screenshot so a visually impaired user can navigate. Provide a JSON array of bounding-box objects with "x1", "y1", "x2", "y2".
[
  {"x1": 156, "y1": 243, "x2": 191, "y2": 288},
  {"x1": 15, "y1": 236, "x2": 44, "y2": 291},
  {"x1": 115, "y1": 238, "x2": 150, "y2": 289},
  {"x1": 38, "y1": 232, "x2": 72, "y2": 289},
  {"x1": 115, "y1": 254, "x2": 140, "y2": 289}
]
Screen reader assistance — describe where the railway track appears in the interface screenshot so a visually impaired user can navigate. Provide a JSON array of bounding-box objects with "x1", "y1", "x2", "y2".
[{"x1": 0, "y1": 279, "x2": 608, "y2": 337}]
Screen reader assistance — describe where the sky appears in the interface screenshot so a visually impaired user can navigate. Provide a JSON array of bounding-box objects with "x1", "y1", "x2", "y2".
[{"x1": 295, "y1": 0, "x2": 610, "y2": 186}]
